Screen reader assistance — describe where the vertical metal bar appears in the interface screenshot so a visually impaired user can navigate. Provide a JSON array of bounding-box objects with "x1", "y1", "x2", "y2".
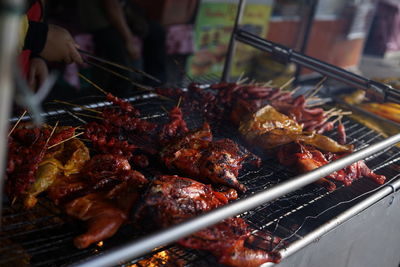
[
  {"x1": 221, "y1": 0, "x2": 246, "y2": 82},
  {"x1": 294, "y1": 0, "x2": 319, "y2": 83},
  {"x1": 0, "y1": 0, "x2": 25, "y2": 221}
]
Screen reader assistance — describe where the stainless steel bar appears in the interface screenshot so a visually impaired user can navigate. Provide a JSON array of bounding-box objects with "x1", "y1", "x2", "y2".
[
  {"x1": 262, "y1": 175, "x2": 400, "y2": 266},
  {"x1": 75, "y1": 133, "x2": 400, "y2": 267},
  {"x1": 221, "y1": 0, "x2": 246, "y2": 82},
  {"x1": 0, "y1": 0, "x2": 26, "y2": 223},
  {"x1": 235, "y1": 29, "x2": 398, "y2": 103}
]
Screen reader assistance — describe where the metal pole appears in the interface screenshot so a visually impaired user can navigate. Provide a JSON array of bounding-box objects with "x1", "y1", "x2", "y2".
[
  {"x1": 221, "y1": 0, "x2": 246, "y2": 82},
  {"x1": 75, "y1": 133, "x2": 400, "y2": 267},
  {"x1": 0, "y1": 0, "x2": 25, "y2": 221}
]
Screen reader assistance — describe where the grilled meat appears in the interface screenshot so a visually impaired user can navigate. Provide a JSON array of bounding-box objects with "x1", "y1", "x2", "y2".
[
  {"x1": 136, "y1": 175, "x2": 237, "y2": 228},
  {"x1": 161, "y1": 123, "x2": 258, "y2": 191},
  {"x1": 178, "y1": 217, "x2": 282, "y2": 267},
  {"x1": 240, "y1": 105, "x2": 353, "y2": 153},
  {"x1": 6, "y1": 126, "x2": 76, "y2": 202},
  {"x1": 277, "y1": 142, "x2": 386, "y2": 190},
  {"x1": 65, "y1": 155, "x2": 148, "y2": 249},
  {"x1": 24, "y1": 138, "x2": 90, "y2": 209}
]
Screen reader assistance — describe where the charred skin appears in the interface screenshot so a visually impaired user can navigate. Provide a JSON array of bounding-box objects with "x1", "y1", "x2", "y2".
[
  {"x1": 199, "y1": 139, "x2": 248, "y2": 192},
  {"x1": 65, "y1": 193, "x2": 127, "y2": 249},
  {"x1": 162, "y1": 123, "x2": 256, "y2": 191},
  {"x1": 136, "y1": 175, "x2": 237, "y2": 228},
  {"x1": 178, "y1": 217, "x2": 282, "y2": 267}
]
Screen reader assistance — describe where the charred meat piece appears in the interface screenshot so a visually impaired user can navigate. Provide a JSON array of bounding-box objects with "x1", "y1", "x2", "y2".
[
  {"x1": 65, "y1": 193, "x2": 127, "y2": 249},
  {"x1": 136, "y1": 175, "x2": 236, "y2": 228},
  {"x1": 199, "y1": 139, "x2": 254, "y2": 192},
  {"x1": 161, "y1": 123, "x2": 257, "y2": 191},
  {"x1": 277, "y1": 142, "x2": 386, "y2": 190},
  {"x1": 178, "y1": 217, "x2": 281, "y2": 267},
  {"x1": 65, "y1": 158, "x2": 148, "y2": 249}
]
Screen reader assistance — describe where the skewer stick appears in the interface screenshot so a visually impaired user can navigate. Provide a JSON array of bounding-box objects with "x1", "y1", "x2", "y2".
[
  {"x1": 307, "y1": 85, "x2": 323, "y2": 99},
  {"x1": 279, "y1": 77, "x2": 295, "y2": 91},
  {"x1": 78, "y1": 73, "x2": 107, "y2": 95},
  {"x1": 79, "y1": 49, "x2": 161, "y2": 83},
  {"x1": 86, "y1": 60, "x2": 172, "y2": 101},
  {"x1": 48, "y1": 132, "x2": 84, "y2": 149},
  {"x1": 52, "y1": 100, "x2": 102, "y2": 114},
  {"x1": 75, "y1": 112, "x2": 102, "y2": 120},
  {"x1": 160, "y1": 105, "x2": 168, "y2": 113},
  {"x1": 8, "y1": 110, "x2": 27, "y2": 136},
  {"x1": 236, "y1": 72, "x2": 245, "y2": 83},
  {"x1": 176, "y1": 96, "x2": 182, "y2": 108}
]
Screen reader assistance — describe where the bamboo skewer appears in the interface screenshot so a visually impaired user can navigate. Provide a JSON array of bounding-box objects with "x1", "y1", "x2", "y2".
[
  {"x1": 279, "y1": 77, "x2": 295, "y2": 91},
  {"x1": 8, "y1": 110, "x2": 27, "y2": 137},
  {"x1": 78, "y1": 49, "x2": 161, "y2": 83},
  {"x1": 52, "y1": 100, "x2": 102, "y2": 114},
  {"x1": 74, "y1": 112, "x2": 102, "y2": 120},
  {"x1": 176, "y1": 96, "x2": 183, "y2": 108},
  {"x1": 81, "y1": 63, "x2": 172, "y2": 102},
  {"x1": 78, "y1": 73, "x2": 107, "y2": 95},
  {"x1": 48, "y1": 132, "x2": 84, "y2": 149}
]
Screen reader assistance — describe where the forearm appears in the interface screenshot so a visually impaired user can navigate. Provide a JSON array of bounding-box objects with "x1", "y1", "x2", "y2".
[{"x1": 102, "y1": 0, "x2": 133, "y2": 42}]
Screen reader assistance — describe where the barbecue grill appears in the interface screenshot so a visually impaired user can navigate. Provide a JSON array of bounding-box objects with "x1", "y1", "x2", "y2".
[{"x1": 1, "y1": 0, "x2": 400, "y2": 266}]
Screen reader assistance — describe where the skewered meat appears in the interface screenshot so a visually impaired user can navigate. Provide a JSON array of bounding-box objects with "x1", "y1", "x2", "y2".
[
  {"x1": 158, "y1": 82, "x2": 341, "y2": 134},
  {"x1": 6, "y1": 126, "x2": 76, "y2": 200},
  {"x1": 240, "y1": 105, "x2": 353, "y2": 153},
  {"x1": 178, "y1": 217, "x2": 282, "y2": 267},
  {"x1": 337, "y1": 122, "x2": 346, "y2": 145},
  {"x1": 277, "y1": 142, "x2": 386, "y2": 190},
  {"x1": 161, "y1": 123, "x2": 258, "y2": 191},
  {"x1": 159, "y1": 106, "x2": 189, "y2": 144},
  {"x1": 24, "y1": 138, "x2": 90, "y2": 208},
  {"x1": 136, "y1": 175, "x2": 237, "y2": 228}
]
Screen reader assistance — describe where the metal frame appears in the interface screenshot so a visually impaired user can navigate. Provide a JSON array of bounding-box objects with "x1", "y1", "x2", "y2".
[
  {"x1": 221, "y1": 0, "x2": 400, "y2": 104},
  {"x1": 0, "y1": 0, "x2": 25, "y2": 223}
]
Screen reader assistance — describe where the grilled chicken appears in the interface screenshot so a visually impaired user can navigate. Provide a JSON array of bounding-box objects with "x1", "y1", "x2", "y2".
[
  {"x1": 136, "y1": 175, "x2": 237, "y2": 228},
  {"x1": 161, "y1": 123, "x2": 259, "y2": 191},
  {"x1": 178, "y1": 217, "x2": 281, "y2": 267}
]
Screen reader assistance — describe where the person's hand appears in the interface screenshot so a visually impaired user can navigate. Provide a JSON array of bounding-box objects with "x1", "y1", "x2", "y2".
[
  {"x1": 28, "y1": 57, "x2": 48, "y2": 91},
  {"x1": 40, "y1": 24, "x2": 83, "y2": 64}
]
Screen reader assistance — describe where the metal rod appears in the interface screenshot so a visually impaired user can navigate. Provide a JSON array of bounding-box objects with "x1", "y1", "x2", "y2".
[
  {"x1": 0, "y1": 0, "x2": 25, "y2": 224},
  {"x1": 294, "y1": 0, "x2": 319, "y2": 83},
  {"x1": 264, "y1": 175, "x2": 400, "y2": 266},
  {"x1": 221, "y1": 0, "x2": 246, "y2": 82},
  {"x1": 234, "y1": 29, "x2": 398, "y2": 103},
  {"x1": 75, "y1": 133, "x2": 400, "y2": 267}
]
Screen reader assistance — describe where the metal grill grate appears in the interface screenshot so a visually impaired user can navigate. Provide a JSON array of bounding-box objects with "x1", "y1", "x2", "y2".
[{"x1": 1, "y1": 92, "x2": 400, "y2": 267}]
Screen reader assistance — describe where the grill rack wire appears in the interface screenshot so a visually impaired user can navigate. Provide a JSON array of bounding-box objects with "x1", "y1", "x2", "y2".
[{"x1": 1, "y1": 89, "x2": 400, "y2": 266}]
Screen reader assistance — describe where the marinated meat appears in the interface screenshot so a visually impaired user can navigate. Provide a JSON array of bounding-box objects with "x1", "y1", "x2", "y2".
[
  {"x1": 178, "y1": 217, "x2": 281, "y2": 267},
  {"x1": 277, "y1": 142, "x2": 386, "y2": 190},
  {"x1": 136, "y1": 175, "x2": 237, "y2": 228},
  {"x1": 161, "y1": 123, "x2": 258, "y2": 191},
  {"x1": 240, "y1": 105, "x2": 353, "y2": 153}
]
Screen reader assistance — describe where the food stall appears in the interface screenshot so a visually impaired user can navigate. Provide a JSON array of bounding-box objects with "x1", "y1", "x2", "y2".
[{"x1": 1, "y1": 0, "x2": 400, "y2": 267}]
